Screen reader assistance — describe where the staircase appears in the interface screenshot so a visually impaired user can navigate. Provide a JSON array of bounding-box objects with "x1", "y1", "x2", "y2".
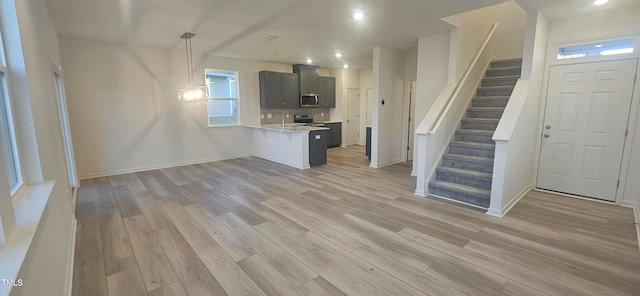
[{"x1": 429, "y1": 58, "x2": 522, "y2": 208}]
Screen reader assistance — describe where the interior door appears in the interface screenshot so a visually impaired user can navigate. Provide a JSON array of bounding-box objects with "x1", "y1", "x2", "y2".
[
  {"x1": 407, "y1": 81, "x2": 416, "y2": 161},
  {"x1": 537, "y1": 59, "x2": 637, "y2": 201},
  {"x1": 346, "y1": 88, "x2": 360, "y2": 146}
]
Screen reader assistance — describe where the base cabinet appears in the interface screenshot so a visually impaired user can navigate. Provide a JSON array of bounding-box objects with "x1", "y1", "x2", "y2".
[
  {"x1": 309, "y1": 130, "x2": 328, "y2": 167},
  {"x1": 325, "y1": 122, "x2": 342, "y2": 148}
]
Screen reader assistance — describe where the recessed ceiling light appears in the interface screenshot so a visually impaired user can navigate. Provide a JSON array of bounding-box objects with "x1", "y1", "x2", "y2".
[
  {"x1": 593, "y1": 0, "x2": 608, "y2": 5},
  {"x1": 336, "y1": 53, "x2": 342, "y2": 58},
  {"x1": 343, "y1": 64, "x2": 349, "y2": 69},
  {"x1": 306, "y1": 59, "x2": 313, "y2": 64},
  {"x1": 353, "y1": 12, "x2": 364, "y2": 20},
  {"x1": 595, "y1": 44, "x2": 603, "y2": 48}
]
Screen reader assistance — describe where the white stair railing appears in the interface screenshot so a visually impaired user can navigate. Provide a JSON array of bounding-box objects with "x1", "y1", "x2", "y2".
[{"x1": 414, "y1": 23, "x2": 498, "y2": 197}]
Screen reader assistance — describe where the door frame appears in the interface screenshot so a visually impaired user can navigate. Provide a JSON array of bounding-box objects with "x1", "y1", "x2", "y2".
[
  {"x1": 533, "y1": 36, "x2": 640, "y2": 205},
  {"x1": 345, "y1": 88, "x2": 361, "y2": 146},
  {"x1": 52, "y1": 64, "x2": 79, "y2": 209}
]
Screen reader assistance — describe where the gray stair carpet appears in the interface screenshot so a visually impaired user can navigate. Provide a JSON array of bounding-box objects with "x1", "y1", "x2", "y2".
[{"x1": 429, "y1": 58, "x2": 521, "y2": 209}]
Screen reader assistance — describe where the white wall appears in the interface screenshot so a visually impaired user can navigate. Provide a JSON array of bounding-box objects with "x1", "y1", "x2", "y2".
[
  {"x1": 0, "y1": 0, "x2": 76, "y2": 295},
  {"x1": 492, "y1": 1, "x2": 527, "y2": 60},
  {"x1": 60, "y1": 37, "x2": 303, "y2": 178},
  {"x1": 444, "y1": 1, "x2": 526, "y2": 82},
  {"x1": 443, "y1": 5, "x2": 496, "y2": 82},
  {"x1": 330, "y1": 68, "x2": 360, "y2": 147},
  {"x1": 413, "y1": 32, "x2": 451, "y2": 172},
  {"x1": 401, "y1": 49, "x2": 418, "y2": 162},
  {"x1": 371, "y1": 47, "x2": 405, "y2": 167},
  {"x1": 359, "y1": 69, "x2": 372, "y2": 146}
]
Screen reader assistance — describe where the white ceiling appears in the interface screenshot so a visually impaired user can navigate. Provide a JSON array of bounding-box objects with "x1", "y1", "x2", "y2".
[{"x1": 44, "y1": 0, "x2": 640, "y2": 70}]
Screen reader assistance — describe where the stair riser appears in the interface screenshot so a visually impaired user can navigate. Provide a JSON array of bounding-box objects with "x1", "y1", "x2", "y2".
[
  {"x1": 467, "y1": 110, "x2": 504, "y2": 119},
  {"x1": 449, "y1": 145, "x2": 495, "y2": 158},
  {"x1": 477, "y1": 88, "x2": 514, "y2": 97},
  {"x1": 455, "y1": 133, "x2": 494, "y2": 144},
  {"x1": 490, "y1": 60, "x2": 523, "y2": 68},
  {"x1": 461, "y1": 121, "x2": 499, "y2": 130},
  {"x1": 443, "y1": 158, "x2": 493, "y2": 173},
  {"x1": 472, "y1": 99, "x2": 509, "y2": 108},
  {"x1": 436, "y1": 171, "x2": 493, "y2": 190},
  {"x1": 482, "y1": 78, "x2": 519, "y2": 87},
  {"x1": 486, "y1": 68, "x2": 521, "y2": 78},
  {"x1": 429, "y1": 186, "x2": 490, "y2": 208}
]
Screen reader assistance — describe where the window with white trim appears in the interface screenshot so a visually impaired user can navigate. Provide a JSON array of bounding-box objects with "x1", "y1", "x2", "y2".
[
  {"x1": 557, "y1": 39, "x2": 634, "y2": 60},
  {"x1": 0, "y1": 30, "x2": 22, "y2": 196},
  {"x1": 206, "y1": 69, "x2": 239, "y2": 126}
]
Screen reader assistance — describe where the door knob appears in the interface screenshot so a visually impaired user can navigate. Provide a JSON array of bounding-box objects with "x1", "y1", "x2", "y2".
[
  {"x1": 543, "y1": 134, "x2": 550, "y2": 138},
  {"x1": 545, "y1": 125, "x2": 551, "y2": 129}
]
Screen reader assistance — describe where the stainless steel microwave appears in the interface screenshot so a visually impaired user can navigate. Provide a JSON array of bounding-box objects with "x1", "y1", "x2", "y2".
[{"x1": 300, "y1": 94, "x2": 319, "y2": 108}]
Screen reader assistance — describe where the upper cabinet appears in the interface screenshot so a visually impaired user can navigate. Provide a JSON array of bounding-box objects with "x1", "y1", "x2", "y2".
[
  {"x1": 293, "y1": 64, "x2": 321, "y2": 94},
  {"x1": 319, "y1": 76, "x2": 336, "y2": 108},
  {"x1": 260, "y1": 65, "x2": 335, "y2": 109},
  {"x1": 259, "y1": 71, "x2": 299, "y2": 108}
]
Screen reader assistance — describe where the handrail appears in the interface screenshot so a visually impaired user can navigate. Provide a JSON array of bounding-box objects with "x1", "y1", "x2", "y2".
[{"x1": 428, "y1": 23, "x2": 498, "y2": 134}]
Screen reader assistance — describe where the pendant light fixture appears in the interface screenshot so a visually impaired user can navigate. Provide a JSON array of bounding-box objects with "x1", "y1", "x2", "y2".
[{"x1": 178, "y1": 32, "x2": 208, "y2": 102}]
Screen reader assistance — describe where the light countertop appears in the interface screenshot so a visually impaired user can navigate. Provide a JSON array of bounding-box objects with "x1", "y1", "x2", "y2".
[{"x1": 246, "y1": 124, "x2": 329, "y2": 133}]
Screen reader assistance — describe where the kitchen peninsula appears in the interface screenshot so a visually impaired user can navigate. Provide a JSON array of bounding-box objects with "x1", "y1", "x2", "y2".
[{"x1": 247, "y1": 124, "x2": 329, "y2": 169}]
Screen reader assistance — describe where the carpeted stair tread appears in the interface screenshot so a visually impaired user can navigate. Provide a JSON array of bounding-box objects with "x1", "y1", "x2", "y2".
[
  {"x1": 467, "y1": 107, "x2": 506, "y2": 112},
  {"x1": 436, "y1": 167, "x2": 493, "y2": 180},
  {"x1": 490, "y1": 58, "x2": 523, "y2": 68},
  {"x1": 442, "y1": 153, "x2": 493, "y2": 164},
  {"x1": 481, "y1": 75, "x2": 520, "y2": 87},
  {"x1": 449, "y1": 140, "x2": 495, "y2": 150},
  {"x1": 429, "y1": 180, "x2": 491, "y2": 199},
  {"x1": 427, "y1": 58, "x2": 522, "y2": 209}
]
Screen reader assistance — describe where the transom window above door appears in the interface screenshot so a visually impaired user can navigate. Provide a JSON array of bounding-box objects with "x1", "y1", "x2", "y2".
[{"x1": 557, "y1": 39, "x2": 634, "y2": 60}]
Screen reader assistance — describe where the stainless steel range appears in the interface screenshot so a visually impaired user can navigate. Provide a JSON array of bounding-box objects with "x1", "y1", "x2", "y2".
[{"x1": 294, "y1": 114, "x2": 325, "y2": 127}]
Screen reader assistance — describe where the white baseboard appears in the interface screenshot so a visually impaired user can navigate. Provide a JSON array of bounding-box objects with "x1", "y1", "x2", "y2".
[
  {"x1": 622, "y1": 200, "x2": 640, "y2": 252},
  {"x1": 252, "y1": 154, "x2": 306, "y2": 170},
  {"x1": 414, "y1": 189, "x2": 427, "y2": 197},
  {"x1": 63, "y1": 218, "x2": 77, "y2": 296},
  {"x1": 487, "y1": 185, "x2": 531, "y2": 217},
  {"x1": 78, "y1": 153, "x2": 253, "y2": 179},
  {"x1": 370, "y1": 159, "x2": 401, "y2": 169}
]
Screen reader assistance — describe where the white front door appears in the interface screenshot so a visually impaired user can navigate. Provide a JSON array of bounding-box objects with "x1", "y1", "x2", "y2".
[
  {"x1": 346, "y1": 88, "x2": 360, "y2": 146},
  {"x1": 537, "y1": 59, "x2": 637, "y2": 201}
]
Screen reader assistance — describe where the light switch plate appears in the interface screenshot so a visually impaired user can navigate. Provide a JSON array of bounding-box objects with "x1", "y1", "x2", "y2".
[
  {"x1": 315, "y1": 135, "x2": 321, "y2": 139},
  {"x1": 267, "y1": 114, "x2": 272, "y2": 119},
  {"x1": 261, "y1": 114, "x2": 264, "y2": 119}
]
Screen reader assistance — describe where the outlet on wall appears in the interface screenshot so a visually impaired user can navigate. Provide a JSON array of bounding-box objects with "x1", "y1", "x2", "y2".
[
  {"x1": 321, "y1": 113, "x2": 324, "y2": 117},
  {"x1": 267, "y1": 114, "x2": 272, "y2": 119},
  {"x1": 261, "y1": 114, "x2": 265, "y2": 119}
]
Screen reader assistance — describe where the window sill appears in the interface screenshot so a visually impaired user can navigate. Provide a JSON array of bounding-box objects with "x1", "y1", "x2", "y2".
[
  {"x1": 208, "y1": 124, "x2": 242, "y2": 128},
  {"x1": 0, "y1": 181, "x2": 55, "y2": 296}
]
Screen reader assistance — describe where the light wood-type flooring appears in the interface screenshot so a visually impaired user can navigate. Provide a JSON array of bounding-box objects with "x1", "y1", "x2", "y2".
[{"x1": 73, "y1": 146, "x2": 640, "y2": 296}]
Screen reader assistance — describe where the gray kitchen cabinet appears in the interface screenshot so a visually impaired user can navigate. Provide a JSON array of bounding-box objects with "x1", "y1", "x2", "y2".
[
  {"x1": 293, "y1": 64, "x2": 320, "y2": 94},
  {"x1": 309, "y1": 130, "x2": 327, "y2": 166},
  {"x1": 325, "y1": 122, "x2": 342, "y2": 148},
  {"x1": 259, "y1": 71, "x2": 299, "y2": 108},
  {"x1": 319, "y1": 76, "x2": 336, "y2": 108},
  {"x1": 282, "y1": 73, "x2": 299, "y2": 108}
]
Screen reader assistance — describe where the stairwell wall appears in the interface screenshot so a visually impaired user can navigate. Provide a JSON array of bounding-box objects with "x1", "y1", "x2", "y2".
[{"x1": 488, "y1": 11, "x2": 549, "y2": 216}]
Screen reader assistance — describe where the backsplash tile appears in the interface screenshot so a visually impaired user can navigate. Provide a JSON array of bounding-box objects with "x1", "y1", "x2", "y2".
[{"x1": 260, "y1": 108, "x2": 330, "y2": 124}]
